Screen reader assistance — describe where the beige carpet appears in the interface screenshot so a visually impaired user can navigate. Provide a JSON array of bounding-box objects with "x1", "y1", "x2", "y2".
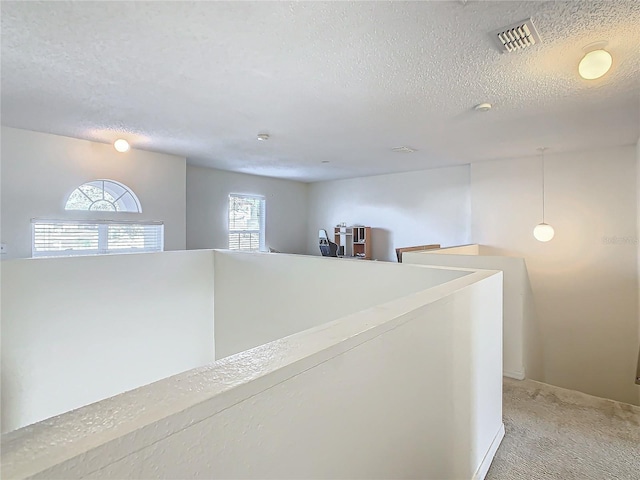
[{"x1": 487, "y1": 378, "x2": 640, "y2": 480}]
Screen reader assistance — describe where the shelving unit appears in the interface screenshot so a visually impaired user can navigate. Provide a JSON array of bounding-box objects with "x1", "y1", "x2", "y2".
[{"x1": 334, "y1": 226, "x2": 372, "y2": 259}]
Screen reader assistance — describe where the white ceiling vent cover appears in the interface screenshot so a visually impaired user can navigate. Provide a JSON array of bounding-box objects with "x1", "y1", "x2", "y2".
[{"x1": 491, "y1": 18, "x2": 541, "y2": 53}]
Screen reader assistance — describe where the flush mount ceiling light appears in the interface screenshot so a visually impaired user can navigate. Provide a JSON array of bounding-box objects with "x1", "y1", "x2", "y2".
[
  {"x1": 113, "y1": 139, "x2": 130, "y2": 153},
  {"x1": 257, "y1": 133, "x2": 270, "y2": 141},
  {"x1": 533, "y1": 147, "x2": 554, "y2": 242},
  {"x1": 578, "y1": 43, "x2": 612, "y2": 80},
  {"x1": 391, "y1": 146, "x2": 416, "y2": 153}
]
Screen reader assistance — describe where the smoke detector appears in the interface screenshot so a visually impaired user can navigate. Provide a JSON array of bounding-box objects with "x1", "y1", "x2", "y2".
[
  {"x1": 491, "y1": 18, "x2": 541, "y2": 53},
  {"x1": 474, "y1": 103, "x2": 492, "y2": 112},
  {"x1": 392, "y1": 146, "x2": 416, "y2": 153}
]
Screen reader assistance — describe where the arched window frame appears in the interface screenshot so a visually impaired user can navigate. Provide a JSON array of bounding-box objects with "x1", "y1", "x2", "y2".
[{"x1": 64, "y1": 179, "x2": 142, "y2": 213}]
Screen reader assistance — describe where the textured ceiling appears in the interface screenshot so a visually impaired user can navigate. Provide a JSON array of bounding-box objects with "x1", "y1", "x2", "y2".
[{"x1": 2, "y1": 1, "x2": 639, "y2": 182}]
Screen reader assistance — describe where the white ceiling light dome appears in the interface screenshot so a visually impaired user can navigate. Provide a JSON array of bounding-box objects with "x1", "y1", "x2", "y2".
[
  {"x1": 578, "y1": 48, "x2": 612, "y2": 80},
  {"x1": 113, "y1": 139, "x2": 130, "y2": 152},
  {"x1": 533, "y1": 223, "x2": 555, "y2": 242}
]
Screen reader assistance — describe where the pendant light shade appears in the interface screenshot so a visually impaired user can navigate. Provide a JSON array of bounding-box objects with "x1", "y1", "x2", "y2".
[
  {"x1": 533, "y1": 222, "x2": 555, "y2": 242},
  {"x1": 534, "y1": 147, "x2": 554, "y2": 242}
]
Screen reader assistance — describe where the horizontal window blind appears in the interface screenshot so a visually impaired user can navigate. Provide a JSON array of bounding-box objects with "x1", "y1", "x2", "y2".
[
  {"x1": 228, "y1": 194, "x2": 265, "y2": 252},
  {"x1": 33, "y1": 222, "x2": 100, "y2": 254},
  {"x1": 106, "y1": 224, "x2": 163, "y2": 251},
  {"x1": 228, "y1": 232, "x2": 261, "y2": 251},
  {"x1": 32, "y1": 220, "x2": 164, "y2": 257}
]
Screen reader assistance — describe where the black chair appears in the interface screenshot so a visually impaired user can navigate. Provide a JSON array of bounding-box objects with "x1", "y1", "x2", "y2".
[{"x1": 319, "y1": 229, "x2": 338, "y2": 257}]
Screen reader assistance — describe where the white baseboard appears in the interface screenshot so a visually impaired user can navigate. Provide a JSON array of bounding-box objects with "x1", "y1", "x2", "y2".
[
  {"x1": 503, "y1": 369, "x2": 525, "y2": 380},
  {"x1": 472, "y1": 423, "x2": 505, "y2": 480}
]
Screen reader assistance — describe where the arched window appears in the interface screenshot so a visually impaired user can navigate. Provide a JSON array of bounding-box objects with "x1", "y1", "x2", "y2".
[{"x1": 65, "y1": 179, "x2": 141, "y2": 213}]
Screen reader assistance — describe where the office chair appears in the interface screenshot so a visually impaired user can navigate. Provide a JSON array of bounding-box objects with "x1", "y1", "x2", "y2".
[{"x1": 318, "y1": 229, "x2": 338, "y2": 257}]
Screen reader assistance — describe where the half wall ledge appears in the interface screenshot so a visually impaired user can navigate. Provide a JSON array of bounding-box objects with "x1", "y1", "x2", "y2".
[{"x1": 2, "y1": 251, "x2": 503, "y2": 480}]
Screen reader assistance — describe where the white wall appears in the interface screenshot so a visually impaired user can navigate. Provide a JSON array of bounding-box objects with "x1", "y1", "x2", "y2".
[
  {"x1": 214, "y1": 251, "x2": 469, "y2": 359},
  {"x1": 471, "y1": 145, "x2": 639, "y2": 405},
  {"x1": 2, "y1": 262, "x2": 503, "y2": 480},
  {"x1": 637, "y1": 138, "x2": 640, "y2": 386},
  {"x1": 0, "y1": 127, "x2": 187, "y2": 259},
  {"x1": 430, "y1": 244, "x2": 480, "y2": 255},
  {"x1": 186, "y1": 166, "x2": 309, "y2": 254},
  {"x1": 307, "y1": 165, "x2": 470, "y2": 261},
  {"x1": 404, "y1": 247, "x2": 542, "y2": 381},
  {"x1": 1, "y1": 250, "x2": 215, "y2": 433}
]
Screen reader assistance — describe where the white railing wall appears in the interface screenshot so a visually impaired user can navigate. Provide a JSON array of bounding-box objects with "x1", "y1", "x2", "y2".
[
  {"x1": 404, "y1": 245, "x2": 541, "y2": 380},
  {"x1": 2, "y1": 259, "x2": 503, "y2": 480},
  {"x1": 1, "y1": 250, "x2": 216, "y2": 433},
  {"x1": 213, "y1": 251, "x2": 468, "y2": 359}
]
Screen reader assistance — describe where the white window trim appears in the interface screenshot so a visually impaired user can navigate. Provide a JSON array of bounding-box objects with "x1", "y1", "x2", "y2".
[
  {"x1": 228, "y1": 193, "x2": 266, "y2": 252},
  {"x1": 65, "y1": 179, "x2": 142, "y2": 213},
  {"x1": 31, "y1": 219, "x2": 164, "y2": 258}
]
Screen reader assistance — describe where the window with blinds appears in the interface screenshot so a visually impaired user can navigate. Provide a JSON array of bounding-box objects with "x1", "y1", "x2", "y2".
[
  {"x1": 228, "y1": 194, "x2": 265, "y2": 252},
  {"x1": 32, "y1": 220, "x2": 164, "y2": 257}
]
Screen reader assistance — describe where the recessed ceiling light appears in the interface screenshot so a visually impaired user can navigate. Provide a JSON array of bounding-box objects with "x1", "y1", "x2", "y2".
[
  {"x1": 257, "y1": 133, "x2": 270, "y2": 141},
  {"x1": 391, "y1": 146, "x2": 416, "y2": 153},
  {"x1": 474, "y1": 103, "x2": 492, "y2": 112},
  {"x1": 113, "y1": 139, "x2": 130, "y2": 152},
  {"x1": 578, "y1": 48, "x2": 612, "y2": 80}
]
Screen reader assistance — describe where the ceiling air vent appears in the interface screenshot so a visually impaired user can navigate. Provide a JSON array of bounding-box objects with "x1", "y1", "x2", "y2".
[{"x1": 491, "y1": 18, "x2": 541, "y2": 53}]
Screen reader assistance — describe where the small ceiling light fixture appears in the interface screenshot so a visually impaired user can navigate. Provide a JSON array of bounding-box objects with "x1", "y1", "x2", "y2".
[
  {"x1": 257, "y1": 133, "x2": 270, "y2": 141},
  {"x1": 113, "y1": 139, "x2": 130, "y2": 153},
  {"x1": 533, "y1": 147, "x2": 554, "y2": 242},
  {"x1": 578, "y1": 42, "x2": 612, "y2": 80},
  {"x1": 391, "y1": 146, "x2": 416, "y2": 153},
  {"x1": 474, "y1": 102, "x2": 492, "y2": 112}
]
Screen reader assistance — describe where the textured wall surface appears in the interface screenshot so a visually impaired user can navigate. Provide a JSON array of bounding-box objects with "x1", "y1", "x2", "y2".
[{"x1": 1, "y1": 262, "x2": 503, "y2": 480}]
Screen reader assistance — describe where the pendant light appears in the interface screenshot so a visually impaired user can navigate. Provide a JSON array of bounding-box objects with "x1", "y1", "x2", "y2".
[{"x1": 533, "y1": 147, "x2": 554, "y2": 242}]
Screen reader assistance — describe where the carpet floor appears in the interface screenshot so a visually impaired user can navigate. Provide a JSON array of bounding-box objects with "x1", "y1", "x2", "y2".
[{"x1": 486, "y1": 378, "x2": 640, "y2": 480}]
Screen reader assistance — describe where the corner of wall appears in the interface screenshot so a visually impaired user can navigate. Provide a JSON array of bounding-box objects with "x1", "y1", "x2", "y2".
[{"x1": 636, "y1": 137, "x2": 640, "y2": 400}]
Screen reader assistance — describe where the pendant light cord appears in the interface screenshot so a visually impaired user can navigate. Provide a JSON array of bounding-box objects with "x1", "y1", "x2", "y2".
[
  {"x1": 542, "y1": 149, "x2": 545, "y2": 223},
  {"x1": 540, "y1": 147, "x2": 547, "y2": 223}
]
